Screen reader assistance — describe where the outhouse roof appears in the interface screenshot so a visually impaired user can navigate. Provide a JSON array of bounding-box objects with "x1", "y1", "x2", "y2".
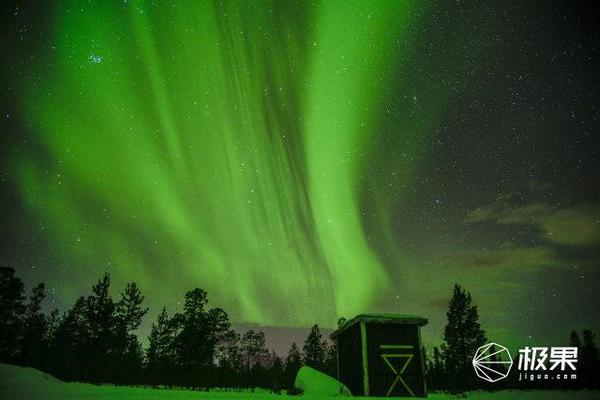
[{"x1": 329, "y1": 313, "x2": 428, "y2": 339}]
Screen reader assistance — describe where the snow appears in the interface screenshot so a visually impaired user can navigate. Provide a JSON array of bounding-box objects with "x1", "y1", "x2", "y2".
[
  {"x1": 1, "y1": 363, "x2": 599, "y2": 399},
  {"x1": 294, "y1": 366, "x2": 351, "y2": 396},
  {"x1": 0, "y1": 363, "x2": 277, "y2": 400},
  {"x1": 428, "y1": 391, "x2": 599, "y2": 400}
]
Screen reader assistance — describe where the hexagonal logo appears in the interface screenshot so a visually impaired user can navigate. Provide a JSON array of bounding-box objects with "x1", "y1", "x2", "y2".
[{"x1": 472, "y1": 342, "x2": 513, "y2": 383}]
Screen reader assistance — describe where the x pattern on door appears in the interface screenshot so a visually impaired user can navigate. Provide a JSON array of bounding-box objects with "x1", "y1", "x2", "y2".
[{"x1": 379, "y1": 344, "x2": 415, "y2": 397}]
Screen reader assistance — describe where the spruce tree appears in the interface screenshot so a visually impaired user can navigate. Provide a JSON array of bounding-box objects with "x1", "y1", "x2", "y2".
[
  {"x1": 19, "y1": 283, "x2": 47, "y2": 368},
  {"x1": 0, "y1": 266, "x2": 25, "y2": 362},
  {"x1": 117, "y1": 282, "x2": 148, "y2": 332},
  {"x1": 323, "y1": 340, "x2": 337, "y2": 377},
  {"x1": 174, "y1": 288, "x2": 210, "y2": 373},
  {"x1": 442, "y1": 284, "x2": 487, "y2": 390},
  {"x1": 146, "y1": 307, "x2": 176, "y2": 386},
  {"x1": 172, "y1": 288, "x2": 231, "y2": 387},
  {"x1": 205, "y1": 307, "x2": 231, "y2": 363},
  {"x1": 581, "y1": 329, "x2": 600, "y2": 388},
  {"x1": 84, "y1": 273, "x2": 117, "y2": 383},
  {"x1": 215, "y1": 329, "x2": 242, "y2": 373},
  {"x1": 284, "y1": 342, "x2": 303, "y2": 389},
  {"x1": 570, "y1": 329, "x2": 582, "y2": 348},
  {"x1": 428, "y1": 346, "x2": 445, "y2": 390},
  {"x1": 303, "y1": 324, "x2": 327, "y2": 371},
  {"x1": 115, "y1": 282, "x2": 148, "y2": 384},
  {"x1": 47, "y1": 297, "x2": 88, "y2": 380},
  {"x1": 269, "y1": 350, "x2": 285, "y2": 393},
  {"x1": 240, "y1": 330, "x2": 269, "y2": 369},
  {"x1": 323, "y1": 317, "x2": 345, "y2": 377}
]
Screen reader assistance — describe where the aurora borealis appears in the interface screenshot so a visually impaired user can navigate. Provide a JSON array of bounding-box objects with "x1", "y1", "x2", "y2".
[{"x1": 2, "y1": 1, "x2": 599, "y2": 350}]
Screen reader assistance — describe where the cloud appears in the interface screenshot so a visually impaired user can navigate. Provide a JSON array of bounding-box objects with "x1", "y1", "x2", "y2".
[
  {"x1": 464, "y1": 203, "x2": 506, "y2": 224},
  {"x1": 450, "y1": 242, "x2": 560, "y2": 270},
  {"x1": 465, "y1": 202, "x2": 600, "y2": 247},
  {"x1": 538, "y1": 207, "x2": 600, "y2": 246}
]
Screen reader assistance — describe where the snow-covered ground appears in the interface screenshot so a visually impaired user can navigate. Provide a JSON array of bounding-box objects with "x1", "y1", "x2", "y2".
[{"x1": 1, "y1": 363, "x2": 598, "y2": 399}]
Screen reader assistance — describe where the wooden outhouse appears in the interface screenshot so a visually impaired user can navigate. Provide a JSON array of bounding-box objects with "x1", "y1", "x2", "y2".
[{"x1": 330, "y1": 314, "x2": 428, "y2": 397}]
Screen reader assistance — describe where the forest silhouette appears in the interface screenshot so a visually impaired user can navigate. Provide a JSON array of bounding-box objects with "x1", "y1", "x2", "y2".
[{"x1": 1, "y1": 266, "x2": 598, "y2": 393}]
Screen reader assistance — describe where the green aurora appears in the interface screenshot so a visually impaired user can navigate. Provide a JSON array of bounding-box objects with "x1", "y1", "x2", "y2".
[
  {"x1": 13, "y1": 0, "x2": 456, "y2": 326},
  {"x1": 5, "y1": 0, "x2": 599, "y2": 348}
]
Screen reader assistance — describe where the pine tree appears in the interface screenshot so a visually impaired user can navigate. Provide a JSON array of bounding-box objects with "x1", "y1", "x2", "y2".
[
  {"x1": 430, "y1": 346, "x2": 445, "y2": 389},
  {"x1": 84, "y1": 273, "x2": 117, "y2": 383},
  {"x1": 269, "y1": 349, "x2": 285, "y2": 393},
  {"x1": 323, "y1": 317, "x2": 345, "y2": 377},
  {"x1": 238, "y1": 330, "x2": 270, "y2": 388},
  {"x1": 323, "y1": 340, "x2": 337, "y2": 377},
  {"x1": 284, "y1": 342, "x2": 303, "y2": 389},
  {"x1": 214, "y1": 328, "x2": 244, "y2": 387},
  {"x1": 146, "y1": 307, "x2": 177, "y2": 386},
  {"x1": 581, "y1": 329, "x2": 600, "y2": 388},
  {"x1": 215, "y1": 329, "x2": 242, "y2": 371},
  {"x1": 19, "y1": 283, "x2": 47, "y2": 368},
  {"x1": 303, "y1": 324, "x2": 327, "y2": 371},
  {"x1": 442, "y1": 284, "x2": 487, "y2": 391},
  {"x1": 567, "y1": 330, "x2": 582, "y2": 389},
  {"x1": 121, "y1": 335, "x2": 144, "y2": 384},
  {"x1": 47, "y1": 297, "x2": 88, "y2": 380},
  {"x1": 116, "y1": 282, "x2": 148, "y2": 332},
  {"x1": 240, "y1": 330, "x2": 269, "y2": 369},
  {"x1": 115, "y1": 282, "x2": 148, "y2": 384},
  {"x1": 0, "y1": 266, "x2": 25, "y2": 362},
  {"x1": 205, "y1": 307, "x2": 231, "y2": 362},
  {"x1": 171, "y1": 288, "x2": 231, "y2": 387},
  {"x1": 45, "y1": 308, "x2": 60, "y2": 342},
  {"x1": 570, "y1": 329, "x2": 581, "y2": 348},
  {"x1": 175, "y1": 288, "x2": 210, "y2": 373}
]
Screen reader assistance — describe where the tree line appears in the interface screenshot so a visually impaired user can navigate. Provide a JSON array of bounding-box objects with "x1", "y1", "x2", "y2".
[
  {"x1": 424, "y1": 284, "x2": 600, "y2": 392},
  {"x1": 1, "y1": 266, "x2": 598, "y2": 393},
  {"x1": 0, "y1": 266, "x2": 336, "y2": 392}
]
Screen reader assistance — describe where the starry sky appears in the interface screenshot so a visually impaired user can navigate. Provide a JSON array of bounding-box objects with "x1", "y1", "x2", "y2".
[{"x1": 1, "y1": 0, "x2": 599, "y2": 352}]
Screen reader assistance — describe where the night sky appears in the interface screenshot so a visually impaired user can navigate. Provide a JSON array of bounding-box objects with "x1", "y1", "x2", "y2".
[{"x1": 1, "y1": 1, "x2": 599, "y2": 353}]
